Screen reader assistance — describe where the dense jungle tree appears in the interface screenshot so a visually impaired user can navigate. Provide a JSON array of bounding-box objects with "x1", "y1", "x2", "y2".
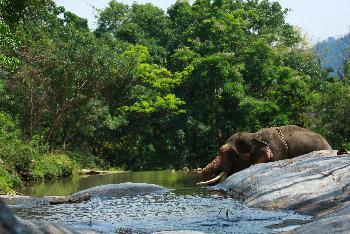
[
  {"x1": 162, "y1": 0, "x2": 324, "y2": 165},
  {"x1": 95, "y1": 1, "x2": 171, "y2": 64},
  {"x1": 0, "y1": 0, "x2": 348, "y2": 177}
]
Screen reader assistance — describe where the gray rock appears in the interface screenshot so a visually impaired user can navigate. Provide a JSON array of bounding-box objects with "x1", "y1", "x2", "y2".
[
  {"x1": 0, "y1": 199, "x2": 86, "y2": 234},
  {"x1": 154, "y1": 231, "x2": 205, "y2": 234},
  {"x1": 47, "y1": 182, "x2": 166, "y2": 205},
  {"x1": 291, "y1": 214, "x2": 350, "y2": 234},
  {"x1": 218, "y1": 150, "x2": 350, "y2": 233},
  {"x1": 71, "y1": 182, "x2": 167, "y2": 198},
  {"x1": 19, "y1": 218, "x2": 88, "y2": 234},
  {"x1": 1, "y1": 183, "x2": 167, "y2": 233},
  {"x1": 0, "y1": 199, "x2": 28, "y2": 234}
]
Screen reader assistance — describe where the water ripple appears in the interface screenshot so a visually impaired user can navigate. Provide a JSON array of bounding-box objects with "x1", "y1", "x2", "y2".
[{"x1": 11, "y1": 189, "x2": 310, "y2": 233}]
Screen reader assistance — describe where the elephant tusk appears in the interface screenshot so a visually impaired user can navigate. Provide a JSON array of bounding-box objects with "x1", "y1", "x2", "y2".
[{"x1": 196, "y1": 171, "x2": 228, "y2": 186}]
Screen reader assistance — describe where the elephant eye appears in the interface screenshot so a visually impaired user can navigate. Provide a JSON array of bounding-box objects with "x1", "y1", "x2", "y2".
[
  {"x1": 236, "y1": 139, "x2": 252, "y2": 154},
  {"x1": 227, "y1": 150, "x2": 235, "y2": 158}
]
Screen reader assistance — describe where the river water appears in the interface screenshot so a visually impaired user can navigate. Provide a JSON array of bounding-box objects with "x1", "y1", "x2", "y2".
[{"x1": 10, "y1": 171, "x2": 311, "y2": 233}]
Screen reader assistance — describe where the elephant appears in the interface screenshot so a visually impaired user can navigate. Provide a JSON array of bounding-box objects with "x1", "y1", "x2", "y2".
[{"x1": 197, "y1": 125, "x2": 332, "y2": 186}]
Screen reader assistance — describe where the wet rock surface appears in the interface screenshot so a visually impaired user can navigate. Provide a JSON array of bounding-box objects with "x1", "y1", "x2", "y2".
[
  {"x1": 72, "y1": 182, "x2": 167, "y2": 198},
  {"x1": 219, "y1": 150, "x2": 350, "y2": 233},
  {"x1": 1, "y1": 183, "x2": 167, "y2": 234},
  {"x1": 291, "y1": 214, "x2": 350, "y2": 234},
  {"x1": 0, "y1": 198, "x2": 86, "y2": 234},
  {"x1": 0, "y1": 199, "x2": 28, "y2": 234}
]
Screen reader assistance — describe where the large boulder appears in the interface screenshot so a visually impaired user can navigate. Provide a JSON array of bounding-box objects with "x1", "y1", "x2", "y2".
[
  {"x1": 72, "y1": 182, "x2": 167, "y2": 197},
  {"x1": 218, "y1": 150, "x2": 350, "y2": 233}
]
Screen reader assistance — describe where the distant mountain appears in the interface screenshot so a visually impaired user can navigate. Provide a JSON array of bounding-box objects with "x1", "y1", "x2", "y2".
[{"x1": 314, "y1": 34, "x2": 350, "y2": 78}]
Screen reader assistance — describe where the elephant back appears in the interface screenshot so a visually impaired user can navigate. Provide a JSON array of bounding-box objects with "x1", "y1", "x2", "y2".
[{"x1": 279, "y1": 125, "x2": 332, "y2": 158}]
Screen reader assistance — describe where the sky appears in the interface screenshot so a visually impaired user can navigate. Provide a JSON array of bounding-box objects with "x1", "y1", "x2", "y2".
[{"x1": 54, "y1": 0, "x2": 350, "y2": 43}]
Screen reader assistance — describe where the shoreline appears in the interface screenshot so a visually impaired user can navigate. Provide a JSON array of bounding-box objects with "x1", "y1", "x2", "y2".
[{"x1": 2, "y1": 151, "x2": 349, "y2": 233}]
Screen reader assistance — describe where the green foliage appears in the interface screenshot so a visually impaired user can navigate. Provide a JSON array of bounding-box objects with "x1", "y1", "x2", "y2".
[
  {"x1": 31, "y1": 153, "x2": 78, "y2": 180},
  {"x1": 95, "y1": 1, "x2": 170, "y2": 63},
  {"x1": 0, "y1": 163, "x2": 21, "y2": 193},
  {"x1": 67, "y1": 151, "x2": 107, "y2": 170},
  {"x1": 0, "y1": 112, "x2": 35, "y2": 177},
  {"x1": 310, "y1": 80, "x2": 350, "y2": 148},
  {"x1": 0, "y1": 0, "x2": 49, "y2": 27},
  {"x1": 0, "y1": 0, "x2": 348, "y2": 175},
  {"x1": 7, "y1": 5, "x2": 122, "y2": 147},
  {"x1": 0, "y1": 19, "x2": 20, "y2": 72},
  {"x1": 0, "y1": 112, "x2": 79, "y2": 191},
  {"x1": 164, "y1": 0, "x2": 321, "y2": 164},
  {"x1": 118, "y1": 45, "x2": 186, "y2": 114},
  {"x1": 0, "y1": 112, "x2": 35, "y2": 190}
]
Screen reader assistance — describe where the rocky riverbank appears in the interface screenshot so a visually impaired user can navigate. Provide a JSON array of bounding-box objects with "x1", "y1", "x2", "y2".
[
  {"x1": 218, "y1": 150, "x2": 350, "y2": 233},
  {"x1": 1, "y1": 152, "x2": 349, "y2": 233},
  {"x1": 0, "y1": 183, "x2": 167, "y2": 233}
]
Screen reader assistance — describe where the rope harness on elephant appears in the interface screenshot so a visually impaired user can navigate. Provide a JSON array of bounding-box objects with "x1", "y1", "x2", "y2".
[
  {"x1": 276, "y1": 127, "x2": 289, "y2": 156},
  {"x1": 252, "y1": 134, "x2": 274, "y2": 161}
]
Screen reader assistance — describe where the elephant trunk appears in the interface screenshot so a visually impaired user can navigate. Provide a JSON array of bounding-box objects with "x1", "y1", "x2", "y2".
[
  {"x1": 197, "y1": 155, "x2": 227, "y2": 186},
  {"x1": 200, "y1": 155, "x2": 222, "y2": 181},
  {"x1": 196, "y1": 171, "x2": 228, "y2": 186}
]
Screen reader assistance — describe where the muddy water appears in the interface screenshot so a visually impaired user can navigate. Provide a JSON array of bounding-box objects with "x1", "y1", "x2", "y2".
[{"x1": 10, "y1": 171, "x2": 311, "y2": 233}]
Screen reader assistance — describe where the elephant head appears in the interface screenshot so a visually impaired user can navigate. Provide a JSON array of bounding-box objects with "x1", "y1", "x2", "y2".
[{"x1": 197, "y1": 132, "x2": 272, "y2": 186}]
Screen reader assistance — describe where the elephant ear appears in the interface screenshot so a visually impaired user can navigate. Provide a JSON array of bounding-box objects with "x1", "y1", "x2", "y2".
[
  {"x1": 253, "y1": 136, "x2": 268, "y2": 146},
  {"x1": 252, "y1": 137, "x2": 274, "y2": 161}
]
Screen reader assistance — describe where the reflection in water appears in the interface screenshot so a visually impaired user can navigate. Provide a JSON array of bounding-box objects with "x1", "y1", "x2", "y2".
[
  {"x1": 13, "y1": 171, "x2": 311, "y2": 233},
  {"x1": 19, "y1": 171, "x2": 200, "y2": 196}
]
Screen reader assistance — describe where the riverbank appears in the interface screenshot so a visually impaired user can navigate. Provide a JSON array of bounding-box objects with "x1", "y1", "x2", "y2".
[
  {"x1": 0, "y1": 147, "x2": 110, "y2": 194},
  {"x1": 218, "y1": 150, "x2": 350, "y2": 233},
  {"x1": 2, "y1": 151, "x2": 349, "y2": 233},
  {"x1": 79, "y1": 169, "x2": 128, "y2": 176},
  {"x1": 0, "y1": 153, "x2": 79, "y2": 193}
]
